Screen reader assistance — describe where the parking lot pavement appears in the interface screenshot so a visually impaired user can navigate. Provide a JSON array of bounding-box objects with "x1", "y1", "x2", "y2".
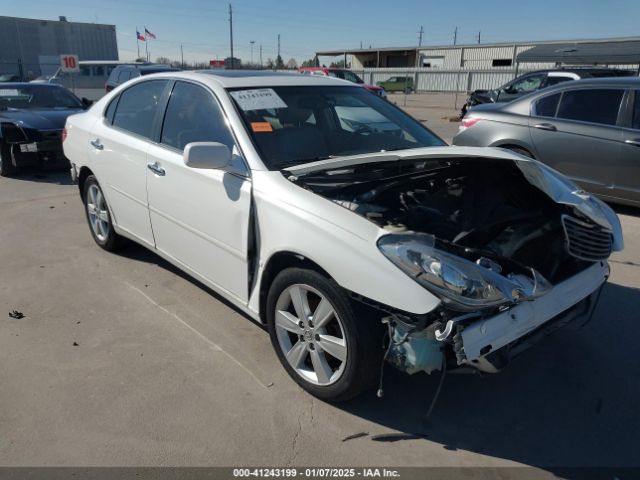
[
  {"x1": 389, "y1": 92, "x2": 462, "y2": 143},
  {"x1": 1, "y1": 122, "x2": 639, "y2": 471}
]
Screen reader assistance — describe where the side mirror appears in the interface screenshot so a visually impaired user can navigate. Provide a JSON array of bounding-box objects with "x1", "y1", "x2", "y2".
[
  {"x1": 81, "y1": 97, "x2": 93, "y2": 108},
  {"x1": 183, "y1": 142, "x2": 232, "y2": 170}
]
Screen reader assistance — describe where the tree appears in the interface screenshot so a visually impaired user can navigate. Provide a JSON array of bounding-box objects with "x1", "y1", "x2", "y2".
[
  {"x1": 300, "y1": 57, "x2": 317, "y2": 68},
  {"x1": 224, "y1": 56, "x2": 242, "y2": 69},
  {"x1": 274, "y1": 55, "x2": 285, "y2": 70},
  {"x1": 155, "y1": 56, "x2": 172, "y2": 65},
  {"x1": 265, "y1": 58, "x2": 275, "y2": 69},
  {"x1": 286, "y1": 58, "x2": 298, "y2": 69},
  {"x1": 329, "y1": 59, "x2": 350, "y2": 68}
]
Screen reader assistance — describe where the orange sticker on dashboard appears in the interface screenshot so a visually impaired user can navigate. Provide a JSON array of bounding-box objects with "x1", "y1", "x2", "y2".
[{"x1": 251, "y1": 122, "x2": 273, "y2": 132}]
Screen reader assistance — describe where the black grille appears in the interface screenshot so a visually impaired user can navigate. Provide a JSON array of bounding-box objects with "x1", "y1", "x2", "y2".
[{"x1": 562, "y1": 215, "x2": 613, "y2": 261}]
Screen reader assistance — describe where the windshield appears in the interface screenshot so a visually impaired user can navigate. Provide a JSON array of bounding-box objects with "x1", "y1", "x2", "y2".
[
  {"x1": 229, "y1": 86, "x2": 445, "y2": 170},
  {"x1": 0, "y1": 85, "x2": 82, "y2": 110},
  {"x1": 327, "y1": 70, "x2": 363, "y2": 84}
]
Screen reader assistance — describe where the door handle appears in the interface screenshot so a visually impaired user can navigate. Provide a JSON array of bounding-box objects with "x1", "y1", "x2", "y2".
[
  {"x1": 90, "y1": 139, "x2": 103, "y2": 150},
  {"x1": 534, "y1": 123, "x2": 557, "y2": 132},
  {"x1": 147, "y1": 162, "x2": 165, "y2": 176},
  {"x1": 624, "y1": 139, "x2": 640, "y2": 147}
]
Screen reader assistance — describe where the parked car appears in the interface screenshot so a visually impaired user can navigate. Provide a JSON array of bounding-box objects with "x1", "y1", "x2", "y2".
[
  {"x1": 299, "y1": 67, "x2": 386, "y2": 98},
  {"x1": 376, "y1": 76, "x2": 415, "y2": 94},
  {"x1": 0, "y1": 74, "x2": 21, "y2": 83},
  {"x1": 453, "y1": 77, "x2": 640, "y2": 207},
  {"x1": 462, "y1": 68, "x2": 635, "y2": 115},
  {"x1": 63, "y1": 71, "x2": 622, "y2": 401},
  {"x1": 0, "y1": 83, "x2": 89, "y2": 176},
  {"x1": 105, "y1": 63, "x2": 180, "y2": 93}
]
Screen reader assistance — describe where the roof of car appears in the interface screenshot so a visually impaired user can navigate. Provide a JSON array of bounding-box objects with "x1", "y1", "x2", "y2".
[
  {"x1": 143, "y1": 69, "x2": 356, "y2": 88},
  {"x1": 0, "y1": 82, "x2": 65, "y2": 88}
]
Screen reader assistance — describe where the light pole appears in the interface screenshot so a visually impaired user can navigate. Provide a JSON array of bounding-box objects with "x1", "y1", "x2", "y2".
[{"x1": 250, "y1": 40, "x2": 255, "y2": 65}]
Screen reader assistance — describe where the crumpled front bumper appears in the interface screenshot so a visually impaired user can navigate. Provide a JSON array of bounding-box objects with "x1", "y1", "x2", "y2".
[{"x1": 456, "y1": 261, "x2": 609, "y2": 369}]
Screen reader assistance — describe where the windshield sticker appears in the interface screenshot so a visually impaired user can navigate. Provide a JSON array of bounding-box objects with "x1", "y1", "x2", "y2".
[
  {"x1": 230, "y1": 88, "x2": 287, "y2": 111},
  {"x1": 251, "y1": 121, "x2": 273, "y2": 132},
  {"x1": 0, "y1": 89, "x2": 20, "y2": 96}
]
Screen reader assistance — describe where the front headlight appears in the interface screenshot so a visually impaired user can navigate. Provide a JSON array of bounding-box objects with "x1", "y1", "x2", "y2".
[{"x1": 378, "y1": 234, "x2": 510, "y2": 310}]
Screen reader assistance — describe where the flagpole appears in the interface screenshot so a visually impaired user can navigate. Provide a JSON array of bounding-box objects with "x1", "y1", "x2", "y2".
[
  {"x1": 136, "y1": 27, "x2": 140, "y2": 59},
  {"x1": 145, "y1": 38, "x2": 149, "y2": 62}
]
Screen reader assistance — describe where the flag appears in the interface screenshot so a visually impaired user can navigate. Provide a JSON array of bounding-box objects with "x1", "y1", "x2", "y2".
[
  {"x1": 136, "y1": 30, "x2": 145, "y2": 41},
  {"x1": 144, "y1": 27, "x2": 156, "y2": 39}
]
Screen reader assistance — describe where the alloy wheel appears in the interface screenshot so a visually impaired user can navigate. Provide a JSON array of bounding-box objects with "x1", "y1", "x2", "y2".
[
  {"x1": 274, "y1": 284, "x2": 348, "y2": 386},
  {"x1": 86, "y1": 184, "x2": 110, "y2": 242}
]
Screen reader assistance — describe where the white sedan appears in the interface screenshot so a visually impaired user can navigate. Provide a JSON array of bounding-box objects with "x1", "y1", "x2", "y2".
[{"x1": 63, "y1": 71, "x2": 623, "y2": 401}]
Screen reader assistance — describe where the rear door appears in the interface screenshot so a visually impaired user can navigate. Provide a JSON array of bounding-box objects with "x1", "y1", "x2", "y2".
[
  {"x1": 528, "y1": 87, "x2": 625, "y2": 196},
  {"x1": 616, "y1": 90, "x2": 640, "y2": 204},
  {"x1": 88, "y1": 79, "x2": 170, "y2": 246}
]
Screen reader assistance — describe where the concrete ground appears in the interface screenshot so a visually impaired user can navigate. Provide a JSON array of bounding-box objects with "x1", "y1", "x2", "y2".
[{"x1": 1, "y1": 96, "x2": 639, "y2": 474}]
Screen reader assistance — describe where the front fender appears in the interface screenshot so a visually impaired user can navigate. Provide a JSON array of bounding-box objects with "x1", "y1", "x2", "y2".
[{"x1": 248, "y1": 171, "x2": 442, "y2": 317}]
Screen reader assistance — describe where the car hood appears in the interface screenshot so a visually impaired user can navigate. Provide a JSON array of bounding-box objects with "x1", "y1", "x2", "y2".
[
  {"x1": 0, "y1": 108, "x2": 83, "y2": 130},
  {"x1": 283, "y1": 146, "x2": 624, "y2": 251}
]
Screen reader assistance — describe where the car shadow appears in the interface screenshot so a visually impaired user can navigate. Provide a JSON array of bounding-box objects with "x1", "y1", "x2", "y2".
[
  {"x1": 112, "y1": 241, "x2": 267, "y2": 331},
  {"x1": 338, "y1": 281, "x2": 640, "y2": 473},
  {"x1": 7, "y1": 168, "x2": 75, "y2": 185}
]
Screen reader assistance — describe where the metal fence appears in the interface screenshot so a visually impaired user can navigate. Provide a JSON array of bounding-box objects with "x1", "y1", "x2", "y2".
[
  {"x1": 354, "y1": 66, "x2": 638, "y2": 93},
  {"x1": 353, "y1": 67, "x2": 539, "y2": 93}
]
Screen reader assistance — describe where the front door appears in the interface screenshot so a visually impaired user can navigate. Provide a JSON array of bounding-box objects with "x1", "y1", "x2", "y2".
[{"x1": 145, "y1": 80, "x2": 252, "y2": 302}]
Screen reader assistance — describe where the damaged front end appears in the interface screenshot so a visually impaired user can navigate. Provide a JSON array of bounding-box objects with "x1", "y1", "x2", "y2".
[{"x1": 286, "y1": 153, "x2": 621, "y2": 376}]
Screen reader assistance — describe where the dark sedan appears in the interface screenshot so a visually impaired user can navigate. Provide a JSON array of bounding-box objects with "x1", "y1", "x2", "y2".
[
  {"x1": 0, "y1": 83, "x2": 88, "y2": 176},
  {"x1": 453, "y1": 77, "x2": 640, "y2": 207}
]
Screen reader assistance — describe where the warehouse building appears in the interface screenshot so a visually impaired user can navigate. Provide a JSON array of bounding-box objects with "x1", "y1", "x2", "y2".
[
  {"x1": 316, "y1": 37, "x2": 640, "y2": 93},
  {"x1": 317, "y1": 36, "x2": 640, "y2": 71},
  {"x1": 0, "y1": 15, "x2": 118, "y2": 79}
]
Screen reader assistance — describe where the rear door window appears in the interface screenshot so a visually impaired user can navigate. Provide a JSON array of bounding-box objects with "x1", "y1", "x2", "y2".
[
  {"x1": 117, "y1": 69, "x2": 131, "y2": 83},
  {"x1": 112, "y1": 80, "x2": 168, "y2": 139},
  {"x1": 557, "y1": 89, "x2": 624, "y2": 126}
]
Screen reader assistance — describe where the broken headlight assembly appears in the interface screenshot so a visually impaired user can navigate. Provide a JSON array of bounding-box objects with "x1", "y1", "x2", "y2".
[{"x1": 378, "y1": 233, "x2": 546, "y2": 311}]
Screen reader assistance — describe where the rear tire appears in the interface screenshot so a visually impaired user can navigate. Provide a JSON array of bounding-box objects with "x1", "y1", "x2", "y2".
[
  {"x1": 266, "y1": 268, "x2": 382, "y2": 402},
  {"x1": 83, "y1": 175, "x2": 124, "y2": 251},
  {"x1": 0, "y1": 143, "x2": 17, "y2": 177},
  {"x1": 404, "y1": 87, "x2": 413, "y2": 94}
]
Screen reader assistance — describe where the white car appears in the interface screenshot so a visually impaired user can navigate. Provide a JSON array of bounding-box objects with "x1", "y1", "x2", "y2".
[{"x1": 63, "y1": 71, "x2": 623, "y2": 401}]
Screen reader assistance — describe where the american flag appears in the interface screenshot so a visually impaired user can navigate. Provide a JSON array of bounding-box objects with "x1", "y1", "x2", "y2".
[{"x1": 144, "y1": 27, "x2": 156, "y2": 39}]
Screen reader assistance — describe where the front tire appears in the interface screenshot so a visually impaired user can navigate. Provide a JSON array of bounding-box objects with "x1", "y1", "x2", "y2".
[
  {"x1": 266, "y1": 268, "x2": 382, "y2": 402},
  {"x1": 0, "y1": 143, "x2": 17, "y2": 177},
  {"x1": 83, "y1": 175, "x2": 124, "y2": 251}
]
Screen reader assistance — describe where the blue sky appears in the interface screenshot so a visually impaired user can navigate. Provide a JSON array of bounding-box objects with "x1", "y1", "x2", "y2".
[{"x1": 5, "y1": 0, "x2": 640, "y2": 64}]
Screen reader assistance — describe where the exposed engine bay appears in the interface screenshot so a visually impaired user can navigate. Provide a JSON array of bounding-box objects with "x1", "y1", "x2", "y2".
[
  {"x1": 286, "y1": 156, "x2": 613, "y2": 377},
  {"x1": 289, "y1": 157, "x2": 601, "y2": 284}
]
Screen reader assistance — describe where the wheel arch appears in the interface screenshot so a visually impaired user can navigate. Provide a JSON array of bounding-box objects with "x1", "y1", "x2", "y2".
[
  {"x1": 492, "y1": 142, "x2": 536, "y2": 158},
  {"x1": 258, "y1": 251, "x2": 332, "y2": 324},
  {"x1": 78, "y1": 166, "x2": 94, "y2": 201}
]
